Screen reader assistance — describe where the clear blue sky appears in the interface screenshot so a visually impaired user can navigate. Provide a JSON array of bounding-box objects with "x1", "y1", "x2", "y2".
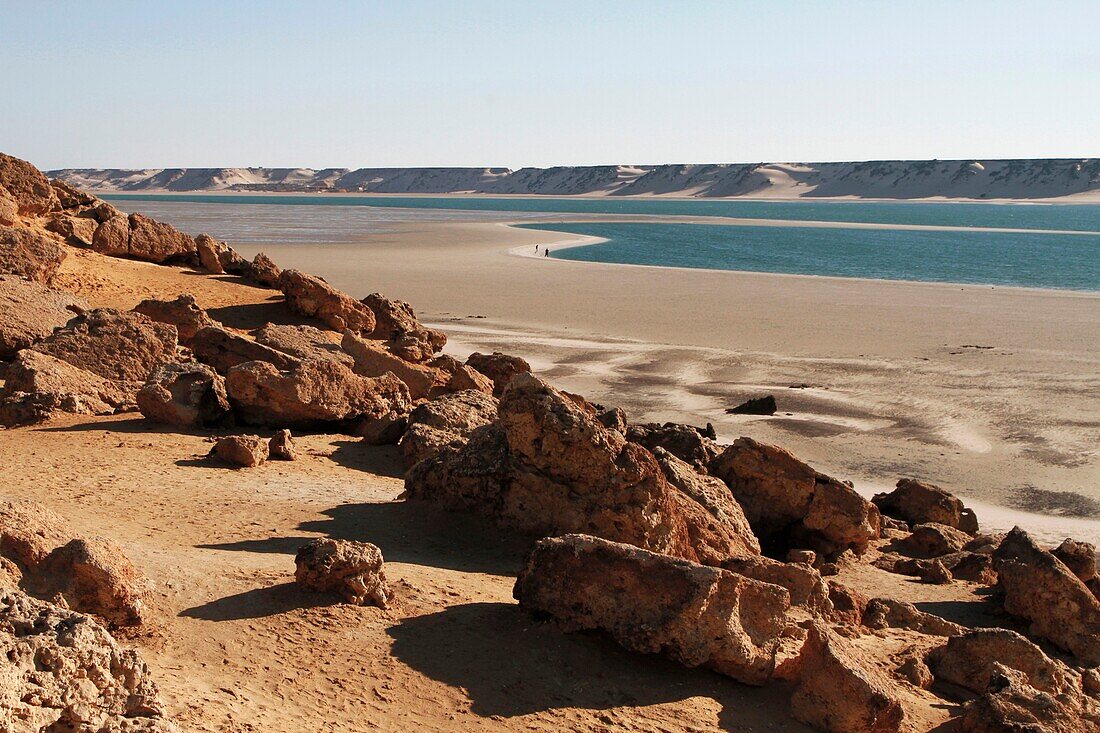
[{"x1": 3, "y1": 1, "x2": 1097, "y2": 170}]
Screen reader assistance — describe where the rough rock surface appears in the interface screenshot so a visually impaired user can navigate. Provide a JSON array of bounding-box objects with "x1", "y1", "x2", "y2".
[
  {"x1": 253, "y1": 323, "x2": 354, "y2": 367},
  {"x1": 927, "y1": 628, "x2": 1081, "y2": 698},
  {"x1": 44, "y1": 212, "x2": 97, "y2": 245},
  {"x1": 398, "y1": 390, "x2": 499, "y2": 467},
  {"x1": 722, "y1": 556, "x2": 831, "y2": 615},
  {"x1": 464, "y1": 351, "x2": 531, "y2": 396},
  {"x1": 133, "y1": 293, "x2": 218, "y2": 342},
  {"x1": 957, "y1": 664, "x2": 1100, "y2": 733},
  {"x1": 278, "y1": 269, "x2": 375, "y2": 333},
  {"x1": 872, "y1": 478, "x2": 978, "y2": 533},
  {"x1": 361, "y1": 292, "x2": 446, "y2": 362},
  {"x1": 626, "y1": 422, "x2": 721, "y2": 469},
  {"x1": 0, "y1": 590, "x2": 174, "y2": 731},
  {"x1": 727, "y1": 395, "x2": 778, "y2": 415},
  {"x1": 993, "y1": 527, "x2": 1100, "y2": 664},
  {"x1": 0, "y1": 350, "x2": 131, "y2": 426},
  {"x1": 445, "y1": 364, "x2": 495, "y2": 395},
  {"x1": 195, "y1": 233, "x2": 226, "y2": 273},
  {"x1": 1051, "y1": 538, "x2": 1097, "y2": 583},
  {"x1": 190, "y1": 325, "x2": 300, "y2": 375},
  {"x1": 0, "y1": 500, "x2": 74, "y2": 571},
  {"x1": 790, "y1": 622, "x2": 906, "y2": 733},
  {"x1": 35, "y1": 537, "x2": 148, "y2": 627},
  {"x1": 31, "y1": 308, "x2": 178, "y2": 388},
  {"x1": 0, "y1": 275, "x2": 86, "y2": 359},
  {"x1": 0, "y1": 152, "x2": 58, "y2": 215},
  {"x1": 137, "y1": 362, "x2": 232, "y2": 427},
  {"x1": 709, "y1": 437, "x2": 880, "y2": 556},
  {"x1": 897, "y1": 522, "x2": 971, "y2": 558},
  {"x1": 861, "y1": 598, "x2": 963, "y2": 636},
  {"x1": 269, "y1": 429, "x2": 297, "y2": 460},
  {"x1": 513, "y1": 535, "x2": 791, "y2": 685},
  {"x1": 248, "y1": 251, "x2": 281, "y2": 286},
  {"x1": 212, "y1": 435, "x2": 269, "y2": 467},
  {"x1": 0, "y1": 190, "x2": 17, "y2": 225},
  {"x1": 341, "y1": 330, "x2": 442, "y2": 399},
  {"x1": 295, "y1": 538, "x2": 390, "y2": 607},
  {"x1": 0, "y1": 225, "x2": 67, "y2": 284},
  {"x1": 226, "y1": 359, "x2": 411, "y2": 428},
  {"x1": 93, "y1": 213, "x2": 196, "y2": 264}
]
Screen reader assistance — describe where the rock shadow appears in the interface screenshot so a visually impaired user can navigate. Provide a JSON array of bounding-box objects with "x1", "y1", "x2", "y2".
[
  {"x1": 387, "y1": 602, "x2": 811, "y2": 730},
  {"x1": 180, "y1": 581, "x2": 330, "y2": 621},
  {"x1": 327, "y1": 440, "x2": 406, "y2": 479},
  {"x1": 206, "y1": 300, "x2": 314, "y2": 331}
]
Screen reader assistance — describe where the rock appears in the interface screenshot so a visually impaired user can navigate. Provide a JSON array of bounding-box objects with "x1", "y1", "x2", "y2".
[
  {"x1": 125, "y1": 213, "x2": 196, "y2": 264},
  {"x1": 269, "y1": 429, "x2": 297, "y2": 460},
  {"x1": 361, "y1": 292, "x2": 446, "y2": 362},
  {"x1": 445, "y1": 364, "x2": 495, "y2": 395},
  {"x1": 722, "y1": 556, "x2": 831, "y2": 616},
  {"x1": 398, "y1": 389, "x2": 499, "y2": 467},
  {"x1": 341, "y1": 330, "x2": 443, "y2": 399},
  {"x1": 35, "y1": 538, "x2": 148, "y2": 627},
  {"x1": 464, "y1": 351, "x2": 531, "y2": 396},
  {"x1": 226, "y1": 359, "x2": 411, "y2": 428},
  {"x1": 133, "y1": 293, "x2": 218, "y2": 343},
  {"x1": 625, "y1": 422, "x2": 721, "y2": 469},
  {"x1": 195, "y1": 233, "x2": 226, "y2": 273},
  {"x1": 788, "y1": 549, "x2": 817, "y2": 565},
  {"x1": 0, "y1": 590, "x2": 174, "y2": 731},
  {"x1": 596, "y1": 406, "x2": 628, "y2": 433},
  {"x1": 726, "y1": 395, "x2": 777, "y2": 415},
  {"x1": 827, "y1": 581, "x2": 869, "y2": 625},
  {"x1": 896, "y1": 655, "x2": 934, "y2": 689},
  {"x1": 879, "y1": 555, "x2": 955, "y2": 584},
  {"x1": 0, "y1": 275, "x2": 87, "y2": 359},
  {"x1": 253, "y1": 323, "x2": 354, "y2": 367},
  {"x1": 0, "y1": 350, "x2": 131, "y2": 426},
  {"x1": 190, "y1": 325, "x2": 300, "y2": 374},
  {"x1": 872, "y1": 478, "x2": 978, "y2": 534},
  {"x1": 897, "y1": 522, "x2": 971, "y2": 558},
  {"x1": 294, "y1": 538, "x2": 389, "y2": 607},
  {"x1": 790, "y1": 622, "x2": 906, "y2": 733},
  {"x1": 1051, "y1": 538, "x2": 1097, "y2": 583},
  {"x1": 513, "y1": 534, "x2": 791, "y2": 685},
  {"x1": 938, "y1": 551, "x2": 998, "y2": 584},
  {"x1": 957, "y1": 664, "x2": 1100, "y2": 732},
  {"x1": 993, "y1": 527, "x2": 1100, "y2": 664},
  {"x1": 919, "y1": 559, "x2": 952, "y2": 584},
  {"x1": 0, "y1": 500, "x2": 74, "y2": 570},
  {"x1": 0, "y1": 225, "x2": 66, "y2": 283},
  {"x1": 862, "y1": 598, "x2": 964, "y2": 636},
  {"x1": 44, "y1": 212, "x2": 97, "y2": 245},
  {"x1": 0, "y1": 189, "x2": 17, "y2": 225},
  {"x1": 90, "y1": 213, "x2": 131, "y2": 256},
  {"x1": 0, "y1": 152, "x2": 58, "y2": 215},
  {"x1": 278, "y1": 269, "x2": 375, "y2": 333},
  {"x1": 49, "y1": 177, "x2": 97, "y2": 210},
  {"x1": 137, "y1": 362, "x2": 232, "y2": 427},
  {"x1": 927, "y1": 629, "x2": 1081, "y2": 698},
  {"x1": 709, "y1": 437, "x2": 880, "y2": 556},
  {"x1": 32, "y1": 308, "x2": 178, "y2": 388},
  {"x1": 248, "y1": 251, "x2": 281, "y2": 286},
  {"x1": 211, "y1": 435, "x2": 269, "y2": 467}
]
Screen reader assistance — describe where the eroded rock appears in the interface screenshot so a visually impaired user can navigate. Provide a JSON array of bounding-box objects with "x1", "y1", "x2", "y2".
[
  {"x1": 269, "y1": 429, "x2": 297, "y2": 460},
  {"x1": 137, "y1": 362, "x2": 232, "y2": 427},
  {"x1": 35, "y1": 537, "x2": 148, "y2": 628},
  {"x1": 279, "y1": 269, "x2": 375, "y2": 333},
  {"x1": 398, "y1": 389, "x2": 499, "y2": 467},
  {"x1": 0, "y1": 350, "x2": 131, "y2": 426},
  {"x1": 361, "y1": 292, "x2": 446, "y2": 362},
  {"x1": 191, "y1": 325, "x2": 300, "y2": 375},
  {"x1": 626, "y1": 422, "x2": 721, "y2": 469},
  {"x1": 0, "y1": 152, "x2": 58, "y2": 215},
  {"x1": 133, "y1": 294, "x2": 218, "y2": 343},
  {"x1": 211, "y1": 434, "x2": 269, "y2": 467},
  {"x1": 464, "y1": 351, "x2": 531, "y2": 396},
  {"x1": 341, "y1": 330, "x2": 442, "y2": 399},
  {"x1": 0, "y1": 275, "x2": 87, "y2": 359},
  {"x1": 295, "y1": 538, "x2": 389, "y2": 607},
  {"x1": 872, "y1": 479, "x2": 978, "y2": 534},
  {"x1": 0, "y1": 225, "x2": 66, "y2": 284}
]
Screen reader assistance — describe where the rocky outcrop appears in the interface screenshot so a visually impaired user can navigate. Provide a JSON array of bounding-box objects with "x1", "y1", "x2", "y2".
[
  {"x1": 1051, "y1": 538, "x2": 1097, "y2": 584},
  {"x1": 896, "y1": 522, "x2": 971, "y2": 558},
  {"x1": 790, "y1": 622, "x2": 905, "y2": 733},
  {"x1": 444, "y1": 364, "x2": 494, "y2": 395},
  {"x1": 278, "y1": 269, "x2": 375, "y2": 333},
  {"x1": 927, "y1": 629, "x2": 1082, "y2": 699},
  {"x1": 872, "y1": 479, "x2": 978, "y2": 533},
  {"x1": 398, "y1": 389, "x2": 499, "y2": 467},
  {"x1": 133, "y1": 293, "x2": 218, "y2": 342},
  {"x1": 226, "y1": 359, "x2": 411, "y2": 428},
  {"x1": 248, "y1": 251, "x2": 281, "y2": 286},
  {"x1": 0, "y1": 190, "x2": 17, "y2": 225},
  {"x1": 406, "y1": 374, "x2": 761, "y2": 565},
  {"x1": 211, "y1": 434, "x2": 269, "y2": 467},
  {"x1": 361, "y1": 292, "x2": 446, "y2": 362},
  {"x1": 190, "y1": 325, "x2": 300, "y2": 374},
  {"x1": 92, "y1": 212, "x2": 196, "y2": 264},
  {"x1": 341, "y1": 330, "x2": 443, "y2": 399},
  {"x1": 0, "y1": 500, "x2": 74, "y2": 571},
  {"x1": 956, "y1": 664, "x2": 1100, "y2": 732},
  {"x1": 0, "y1": 350, "x2": 132, "y2": 426},
  {"x1": 626, "y1": 422, "x2": 720, "y2": 469},
  {"x1": 0, "y1": 275, "x2": 86, "y2": 359},
  {"x1": 294, "y1": 538, "x2": 390, "y2": 607},
  {"x1": 0, "y1": 152, "x2": 58, "y2": 215},
  {"x1": 513, "y1": 534, "x2": 791, "y2": 685},
  {"x1": 269, "y1": 429, "x2": 297, "y2": 460},
  {"x1": 0, "y1": 590, "x2": 174, "y2": 731},
  {"x1": 861, "y1": 598, "x2": 963, "y2": 637},
  {"x1": 195, "y1": 233, "x2": 226, "y2": 273},
  {"x1": 992, "y1": 527, "x2": 1100, "y2": 664},
  {"x1": 0, "y1": 225, "x2": 67, "y2": 283},
  {"x1": 137, "y1": 362, "x2": 232, "y2": 427},
  {"x1": 44, "y1": 212, "x2": 97, "y2": 245},
  {"x1": 722, "y1": 556, "x2": 832, "y2": 616},
  {"x1": 727, "y1": 395, "x2": 777, "y2": 415},
  {"x1": 253, "y1": 323, "x2": 354, "y2": 367},
  {"x1": 709, "y1": 437, "x2": 880, "y2": 556},
  {"x1": 464, "y1": 351, "x2": 531, "y2": 396},
  {"x1": 35, "y1": 537, "x2": 148, "y2": 627}
]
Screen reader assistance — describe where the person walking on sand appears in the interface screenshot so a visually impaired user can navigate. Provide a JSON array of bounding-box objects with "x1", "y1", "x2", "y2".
[
  {"x1": 535, "y1": 244, "x2": 539, "y2": 253},
  {"x1": 544, "y1": 248, "x2": 550, "y2": 257}
]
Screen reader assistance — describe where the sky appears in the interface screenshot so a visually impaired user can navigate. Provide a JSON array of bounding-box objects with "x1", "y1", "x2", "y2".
[{"x1": 2, "y1": 1, "x2": 1098, "y2": 170}]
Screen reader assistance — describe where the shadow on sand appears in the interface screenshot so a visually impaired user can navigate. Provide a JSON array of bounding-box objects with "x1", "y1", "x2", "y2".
[{"x1": 180, "y1": 581, "x2": 333, "y2": 621}]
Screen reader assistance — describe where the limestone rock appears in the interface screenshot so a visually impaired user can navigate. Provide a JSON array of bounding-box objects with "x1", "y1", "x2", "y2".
[
  {"x1": 464, "y1": 351, "x2": 531, "y2": 396},
  {"x1": 1051, "y1": 538, "x2": 1097, "y2": 583},
  {"x1": 91, "y1": 213, "x2": 131, "y2": 256},
  {"x1": 938, "y1": 550, "x2": 998, "y2": 584},
  {"x1": 341, "y1": 330, "x2": 442, "y2": 399},
  {"x1": 398, "y1": 389, "x2": 499, "y2": 467},
  {"x1": 49, "y1": 177, "x2": 97, "y2": 210},
  {"x1": 0, "y1": 350, "x2": 131, "y2": 426},
  {"x1": 626, "y1": 422, "x2": 721, "y2": 469},
  {"x1": 191, "y1": 325, "x2": 300, "y2": 375},
  {"x1": 269, "y1": 429, "x2": 297, "y2": 460},
  {"x1": 137, "y1": 362, "x2": 232, "y2": 427},
  {"x1": 133, "y1": 293, "x2": 218, "y2": 343},
  {"x1": 254, "y1": 323, "x2": 354, "y2": 367},
  {"x1": 279, "y1": 269, "x2": 375, "y2": 333},
  {"x1": 226, "y1": 359, "x2": 411, "y2": 428},
  {"x1": 709, "y1": 437, "x2": 880, "y2": 556},
  {"x1": 211, "y1": 434, "x2": 269, "y2": 467},
  {"x1": 445, "y1": 364, "x2": 495, "y2": 395},
  {"x1": 0, "y1": 274, "x2": 87, "y2": 359},
  {"x1": 125, "y1": 213, "x2": 196, "y2": 264},
  {"x1": 0, "y1": 152, "x2": 58, "y2": 215},
  {"x1": 0, "y1": 500, "x2": 74, "y2": 570},
  {"x1": 44, "y1": 212, "x2": 97, "y2": 245},
  {"x1": 295, "y1": 538, "x2": 389, "y2": 607},
  {"x1": 722, "y1": 556, "x2": 831, "y2": 616},
  {"x1": 872, "y1": 478, "x2": 978, "y2": 534},
  {"x1": 195, "y1": 233, "x2": 226, "y2": 273},
  {"x1": 0, "y1": 225, "x2": 66, "y2": 284},
  {"x1": 0, "y1": 189, "x2": 17, "y2": 225},
  {"x1": 513, "y1": 534, "x2": 791, "y2": 685},
  {"x1": 898, "y1": 522, "x2": 971, "y2": 558},
  {"x1": 957, "y1": 664, "x2": 1100, "y2": 733},
  {"x1": 862, "y1": 598, "x2": 963, "y2": 637},
  {"x1": 361, "y1": 292, "x2": 446, "y2": 361},
  {"x1": 248, "y1": 251, "x2": 281, "y2": 286},
  {"x1": 927, "y1": 629, "x2": 1081, "y2": 698},
  {"x1": 35, "y1": 537, "x2": 148, "y2": 627}
]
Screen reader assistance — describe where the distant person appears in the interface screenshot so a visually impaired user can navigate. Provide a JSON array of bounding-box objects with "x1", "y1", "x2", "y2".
[
  {"x1": 535, "y1": 244, "x2": 539, "y2": 253},
  {"x1": 544, "y1": 249, "x2": 550, "y2": 257}
]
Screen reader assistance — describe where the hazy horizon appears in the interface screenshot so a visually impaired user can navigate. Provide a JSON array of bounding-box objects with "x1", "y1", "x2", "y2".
[{"x1": 5, "y1": 0, "x2": 1099, "y2": 170}]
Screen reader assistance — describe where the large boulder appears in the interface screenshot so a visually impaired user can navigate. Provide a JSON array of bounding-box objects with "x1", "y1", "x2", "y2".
[
  {"x1": 0, "y1": 350, "x2": 131, "y2": 426},
  {"x1": 790, "y1": 622, "x2": 906, "y2": 733},
  {"x1": 226, "y1": 359, "x2": 411, "y2": 428},
  {"x1": 398, "y1": 389, "x2": 499, "y2": 466},
  {"x1": 125, "y1": 213, "x2": 197, "y2": 264},
  {"x1": 957, "y1": 664, "x2": 1100, "y2": 733},
  {"x1": 195, "y1": 233, "x2": 227, "y2": 274},
  {"x1": 31, "y1": 308, "x2": 178, "y2": 389},
  {"x1": 48, "y1": 177, "x2": 97, "y2": 211},
  {"x1": 341, "y1": 330, "x2": 443, "y2": 399},
  {"x1": 709, "y1": 437, "x2": 880, "y2": 556},
  {"x1": 722, "y1": 555, "x2": 831, "y2": 616},
  {"x1": 444, "y1": 364, "x2": 495, "y2": 395},
  {"x1": 294, "y1": 538, "x2": 390, "y2": 607},
  {"x1": 191, "y1": 325, "x2": 300, "y2": 374},
  {"x1": 927, "y1": 629, "x2": 1082, "y2": 699},
  {"x1": 361, "y1": 292, "x2": 446, "y2": 362},
  {"x1": 248, "y1": 251, "x2": 281, "y2": 286},
  {"x1": 137, "y1": 362, "x2": 232, "y2": 427},
  {"x1": 406, "y1": 374, "x2": 761, "y2": 565},
  {"x1": 464, "y1": 351, "x2": 531, "y2": 396},
  {"x1": 44, "y1": 212, "x2": 97, "y2": 246},
  {"x1": 253, "y1": 323, "x2": 354, "y2": 367},
  {"x1": 0, "y1": 225, "x2": 66, "y2": 284},
  {"x1": 133, "y1": 294, "x2": 218, "y2": 343},
  {"x1": 1051, "y1": 538, "x2": 1097, "y2": 584},
  {"x1": 993, "y1": 527, "x2": 1100, "y2": 664},
  {"x1": 0, "y1": 590, "x2": 175, "y2": 731},
  {"x1": 513, "y1": 534, "x2": 791, "y2": 685},
  {"x1": 872, "y1": 478, "x2": 978, "y2": 533},
  {"x1": 626, "y1": 422, "x2": 720, "y2": 469},
  {"x1": 896, "y1": 522, "x2": 971, "y2": 558},
  {"x1": 34, "y1": 537, "x2": 148, "y2": 628},
  {"x1": 0, "y1": 274, "x2": 86, "y2": 359},
  {"x1": 278, "y1": 269, "x2": 375, "y2": 333},
  {"x1": 0, "y1": 152, "x2": 58, "y2": 215}
]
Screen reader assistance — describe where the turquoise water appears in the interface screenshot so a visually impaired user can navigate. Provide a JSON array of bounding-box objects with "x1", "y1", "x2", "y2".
[
  {"x1": 103, "y1": 193, "x2": 1100, "y2": 232},
  {"x1": 520, "y1": 222, "x2": 1100, "y2": 290}
]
